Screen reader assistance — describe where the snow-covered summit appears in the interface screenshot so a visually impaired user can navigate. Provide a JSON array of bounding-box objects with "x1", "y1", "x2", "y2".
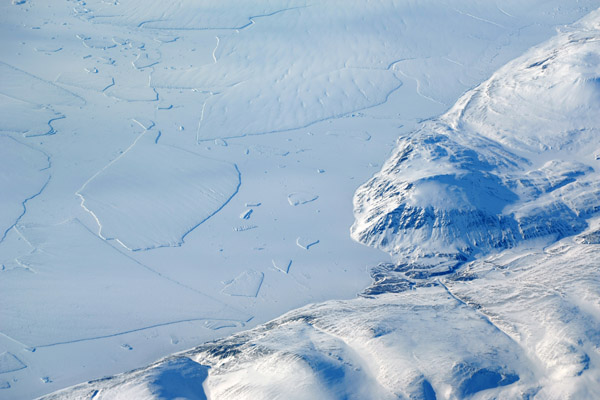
[{"x1": 352, "y1": 9, "x2": 600, "y2": 277}]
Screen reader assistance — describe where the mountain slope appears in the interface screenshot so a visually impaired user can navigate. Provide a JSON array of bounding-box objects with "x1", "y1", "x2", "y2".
[{"x1": 352, "y1": 9, "x2": 600, "y2": 278}]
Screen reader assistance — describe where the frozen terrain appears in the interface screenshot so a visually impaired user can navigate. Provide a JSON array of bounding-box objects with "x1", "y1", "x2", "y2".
[
  {"x1": 1, "y1": 0, "x2": 600, "y2": 399},
  {"x1": 352, "y1": 8, "x2": 600, "y2": 277},
  {"x1": 40, "y1": 7, "x2": 600, "y2": 400}
]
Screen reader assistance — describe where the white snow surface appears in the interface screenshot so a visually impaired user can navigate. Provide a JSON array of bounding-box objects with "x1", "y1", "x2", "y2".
[
  {"x1": 77, "y1": 135, "x2": 241, "y2": 251},
  {"x1": 0, "y1": 136, "x2": 50, "y2": 242},
  {"x1": 1, "y1": 0, "x2": 600, "y2": 399}
]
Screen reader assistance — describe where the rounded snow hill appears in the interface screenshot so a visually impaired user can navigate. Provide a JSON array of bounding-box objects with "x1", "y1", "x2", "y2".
[{"x1": 353, "y1": 8, "x2": 600, "y2": 269}]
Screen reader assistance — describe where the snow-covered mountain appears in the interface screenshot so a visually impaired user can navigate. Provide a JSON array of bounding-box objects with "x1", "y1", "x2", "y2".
[
  {"x1": 38, "y1": 7, "x2": 600, "y2": 400},
  {"x1": 353, "y1": 9, "x2": 600, "y2": 279}
]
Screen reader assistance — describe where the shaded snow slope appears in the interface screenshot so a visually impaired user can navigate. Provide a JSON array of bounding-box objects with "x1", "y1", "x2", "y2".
[
  {"x1": 352, "y1": 9, "x2": 600, "y2": 276},
  {"x1": 41, "y1": 8, "x2": 600, "y2": 400}
]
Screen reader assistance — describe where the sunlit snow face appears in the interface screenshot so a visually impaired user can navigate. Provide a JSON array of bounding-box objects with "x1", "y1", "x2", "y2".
[
  {"x1": 405, "y1": 173, "x2": 518, "y2": 214},
  {"x1": 406, "y1": 181, "x2": 465, "y2": 211},
  {"x1": 454, "y1": 31, "x2": 600, "y2": 154}
]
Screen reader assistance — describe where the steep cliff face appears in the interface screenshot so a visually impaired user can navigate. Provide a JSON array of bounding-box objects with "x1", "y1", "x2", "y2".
[{"x1": 352, "y1": 11, "x2": 600, "y2": 273}]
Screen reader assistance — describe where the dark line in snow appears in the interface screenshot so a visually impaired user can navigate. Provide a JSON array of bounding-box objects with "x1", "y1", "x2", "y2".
[
  {"x1": 0, "y1": 140, "x2": 51, "y2": 244},
  {"x1": 135, "y1": 5, "x2": 310, "y2": 31},
  {"x1": 32, "y1": 317, "x2": 249, "y2": 349}
]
